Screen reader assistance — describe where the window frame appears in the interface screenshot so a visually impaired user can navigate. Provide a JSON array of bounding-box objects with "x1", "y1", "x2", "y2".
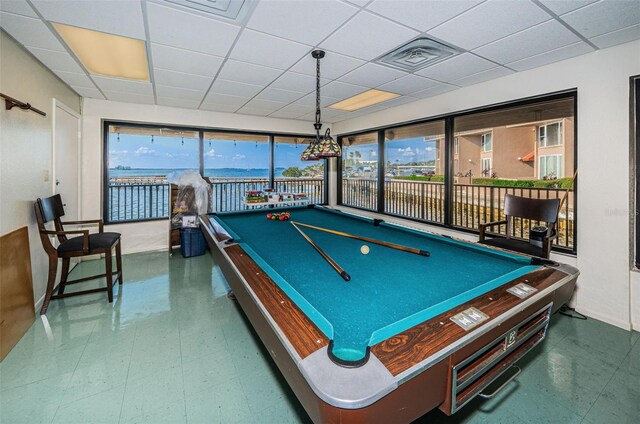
[
  {"x1": 102, "y1": 120, "x2": 322, "y2": 224},
  {"x1": 538, "y1": 121, "x2": 563, "y2": 147},
  {"x1": 481, "y1": 132, "x2": 493, "y2": 152},
  {"x1": 337, "y1": 89, "x2": 578, "y2": 254},
  {"x1": 481, "y1": 157, "x2": 492, "y2": 174},
  {"x1": 538, "y1": 154, "x2": 564, "y2": 179}
]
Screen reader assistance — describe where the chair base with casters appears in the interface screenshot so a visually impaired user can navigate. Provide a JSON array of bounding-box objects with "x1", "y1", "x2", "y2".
[{"x1": 35, "y1": 194, "x2": 123, "y2": 315}]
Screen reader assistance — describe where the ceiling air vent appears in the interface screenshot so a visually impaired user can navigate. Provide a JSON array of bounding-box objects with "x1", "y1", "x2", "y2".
[
  {"x1": 376, "y1": 37, "x2": 460, "y2": 72},
  {"x1": 161, "y1": 0, "x2": 251, "y2": 22}
]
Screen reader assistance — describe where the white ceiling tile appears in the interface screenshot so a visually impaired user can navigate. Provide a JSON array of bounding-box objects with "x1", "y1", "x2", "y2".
[
  {"x1": 229, "y1": 29, "x2": 311, "y2": 70},
  {"x1": 255, "y1": 88, "x2": 305, "y2": 103},
  {"x1": 0, "y1": 12, "x2": 66, "y2": 51},
  {"x1": 590, "y1": 23, "x2": 640, "y2": 49},
  {"x1": 103, "y1": 91, "x2": 155, "y2": 104},
  {"x1": 200, "y1": 103, "x2": 241, "y2": 113},
  {"x1": 507, "y1": 41, "x2": 594, "y2": 71},
  {"x1": 290, "y1": 50, "x2": 365, "y2": 80},
  {"x1": 269, "y1": 110, "x2": 306, "y2": 120},
  {"x1": 321, "y1": 81, "x2": 368, "y2": 99},
  {"x1": 31, "y1": 0, "x2": 145, "y2": 39},
  {"x1": 156, "y1": 96, "x2": 201, "y2": 109},
  {"x1": 339, "y1": 63, "x2": 406, "y2": 87},
  {"x1": 153, "y1": 68, "x2": 212, "y2": 91},
  {"x1": 217, "y1": 59, "x2": 283, "y2": 86},
  {"x1": 93, "y1": 76, "x2": 153, "y2": 95},
  {"x1": 235, "y1": 107, "x2": 272, "y2": 116},
  {"x1": 411, "y1": 83, "x2": 458, "y2": 98},
  {"x1": 210, "y1": 79, "x2": 264, "y2": 97},
  {"x1": 473, "y1": 20, "x2": 581, "y2": 64},
  {"x1": 366, "y1": 0, "x2": 483, "y2": 32},
  {"x1": 26, "y1": 47, "x2": 84, "y2": 73},
  {"x1": 294, "y1": 93, "x2": 341, "y2": 107},
  {"x1": 247, "y1": 0, "x2": 358, "y2": 45},
  {"x1": 151, "y1": 43, "x2": 223, "y2": 77},
  {"x1": 538, "y1": 0, "x2": 598, "y2": 15},
  {"x1": 450, "y1": 67, "x2": 514, "y2": 87},
  {"x1": 377, "y1": 74, "x2": 441, "y2": 95},
  {"x1": 71, "y1": 86, "x2": 104, "y2": 99},
  {"x1": 146, "y1": 2, "x2": 240, "y2": 56},
  {"x1": 0, "y1": 0, "x2": 37, "y2": 17},
  {"x1": 243, "y1": 98, "x2": 287, "y2": 111},
  {"x1": 415, "y1": 53, "x2": 497, "y2": 82},
  {"x1": 320, "y1": 11, "x2": 419, "y2": 60},
  {"x1": 54, "y1": 70, "x2": 95, "y2": 89},
  {"x1": 277, "y1": 103, "x2": 317, "y2": 115},
  {"x1": 202, "y1": 93, "x2": 251, "y2": 108},
  {"x1": 269, "y1": 72, "x2": 328, "y2": 93},
  {"x1": 428, "y1": 0, "x2": 551, "y2": 50},
  {"x1": 561, "y1": 0, "x2": 640, "y2": 38},
  {"x1": 155, "y1": 84, "x2": 203, "y2": 100},
  {"x1": 344, "y1": 0, "x2": 372, "y2": 6}
]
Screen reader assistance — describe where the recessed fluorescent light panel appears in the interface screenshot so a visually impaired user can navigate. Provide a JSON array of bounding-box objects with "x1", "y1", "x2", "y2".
[
  {"x1": 53, "y1": 23, "x2": 149, "y2": 80},
  {"x1": 329, "y1": 89, "x2": 400, "y2": 112},
  {"x1": 377, "y1": 37, "x2": 460, "y2": 72}
]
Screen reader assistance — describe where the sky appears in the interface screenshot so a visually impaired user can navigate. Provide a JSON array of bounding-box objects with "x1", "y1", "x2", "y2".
[
  {"x1": 109, "y1": 134, "x2": 316, "y2": 169},
  {"x1": 343, "y1": 137, "x2": 438, "y2": 165},
  {"x1": 108, "y1": 134, "x2": 438, "y2": 169}
]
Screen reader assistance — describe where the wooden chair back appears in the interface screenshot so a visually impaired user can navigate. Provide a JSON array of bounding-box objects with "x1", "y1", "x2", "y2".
[
  {"x1": 503, "y1": 194, "x2": 560, "y2": 239},
  {"x1": 35, "y1": 194, "x2": 67, "y2": 253}
]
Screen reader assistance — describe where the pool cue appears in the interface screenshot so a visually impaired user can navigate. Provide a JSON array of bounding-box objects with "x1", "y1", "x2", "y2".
[
  {"x1": 558, "y1": 169, "x2": 578, "y2": 213},
  {"x1": 290, "y1": 222, "x2": 351, "y2": 282},
  {"x1": 292, "y1": 221, "x2": 430, "y2": 257}
]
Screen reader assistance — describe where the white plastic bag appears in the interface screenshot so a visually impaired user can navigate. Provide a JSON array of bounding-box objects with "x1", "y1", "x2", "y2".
[{"x1": 168, "y1": 170, "x2": 211, "y2": 216}]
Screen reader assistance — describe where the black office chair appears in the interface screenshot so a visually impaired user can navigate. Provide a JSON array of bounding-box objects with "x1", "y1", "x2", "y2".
[
  {"x1": 35, "y1": 194, "x2": 123, "y2": 315},
  {"x1": 479, "y1": 194, "x2": 560, "y2": 259}
]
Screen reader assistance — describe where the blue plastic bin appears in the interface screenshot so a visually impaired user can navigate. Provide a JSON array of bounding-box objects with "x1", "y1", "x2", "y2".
[{"x1": 180, "y1": 227, "x2": 206, "y2": 258}]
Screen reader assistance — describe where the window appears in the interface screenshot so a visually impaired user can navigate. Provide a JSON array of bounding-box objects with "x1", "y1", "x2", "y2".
[
  {"x1": 481, "y1": 158, "x2": 492, "y2": 175},
  {"x1": 104, "y1": 122, "x2": 320, "y2": 222},
  {"x1": 105, "y1": 125, "x2": 198, "y2": 222},
  {"x1": 452, "y1": 97, "x2": 575, "y2": 251},
  {"x1": 274, "y1": 136, "x2": 325, "y2": 204},
  {"x1": 539, "y1": 154, "x2": 563, "y2": 179},
  {"x1": 341, "y1": 132, "x2": 378, "y2": 211},
  {"x1": 454, "y1": 137, "x2": 459, "y2": 154},
  {"x1": 481, "y1": 132, "x2": 492, "y2": 152},
  {"x1": 539, "y1": 122, "x2": 563, "y2": 147},
  {"x1": 383, "y1": 120, "x2": 445, "y2": 222}
]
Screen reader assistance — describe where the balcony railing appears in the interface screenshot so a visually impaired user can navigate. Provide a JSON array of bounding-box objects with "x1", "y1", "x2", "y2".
[
  {"x1": 106, "y1": 177, "x2": 325, "y2": 223},
  {"x1": 342, "y1": 178, "x2": 574, "y2": 250},
  {"x1": 107, "y1": 182, "x2": 169, "y2": 222}
]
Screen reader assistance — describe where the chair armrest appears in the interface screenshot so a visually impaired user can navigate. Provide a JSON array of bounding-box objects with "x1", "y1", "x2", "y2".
[
  {"x1": 61, "y1": 219, "x2": 104, "y2": 232},
  {"x1": 478, "y1": 220, "x2": 507, "y2": 241},
  {"x1": 42, "y1": 230, "x2": 90, "y2": 253}
]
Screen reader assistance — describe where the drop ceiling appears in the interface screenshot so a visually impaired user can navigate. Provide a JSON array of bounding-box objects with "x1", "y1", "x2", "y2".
[{"x1": 1, "y1": 0, "x2": 638, "y2": 123}]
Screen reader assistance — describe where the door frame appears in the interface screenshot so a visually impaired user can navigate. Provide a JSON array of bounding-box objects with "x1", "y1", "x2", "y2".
[{"x1": 51, "y1": 99, "x2": 82, "y2": 219}]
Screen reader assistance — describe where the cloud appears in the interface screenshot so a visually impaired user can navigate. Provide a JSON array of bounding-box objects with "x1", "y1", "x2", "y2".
[
  {"x1": 398, "y1": 147, "x2": 412, "y2": 152},
  {"x1": 399, "y1": 147, "x2": 416, "y2": 157},
  {"x1": 165, "y1": 153, "x2": 190, "y2": 158},
  {"x1": 370, "y1": 151, "x2": 377, "y2": 157},
  {"x1": 204, "y1": 149, "x2": 216, "y2": 157},
  {"x1": 232, "y1": 154, "x2": 246, "y2": 160},
  {"x1": 109, "y1": 149, "x2": 128, "y2": 156},
  {"x1": 135, "y1": 147, "x2": 155, "y2": 155}
]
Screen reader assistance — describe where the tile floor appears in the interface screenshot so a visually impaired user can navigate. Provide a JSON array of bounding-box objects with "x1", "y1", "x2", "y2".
[{"x1": 0, "y1": 251, "x2": 638, "y2": 424}]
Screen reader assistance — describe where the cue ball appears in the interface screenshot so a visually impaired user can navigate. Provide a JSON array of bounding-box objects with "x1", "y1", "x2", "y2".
[{"x1": 360, "y1": 245, "x2": 370, "y2": 255}]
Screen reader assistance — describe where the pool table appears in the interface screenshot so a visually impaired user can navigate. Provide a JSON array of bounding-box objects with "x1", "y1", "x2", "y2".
[{"x1": 200, "y1": 205, "x2": 578, "y2": 423}]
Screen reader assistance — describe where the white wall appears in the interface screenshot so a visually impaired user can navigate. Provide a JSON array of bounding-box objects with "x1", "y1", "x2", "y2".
[
  {"x1": 0, "y1": 30, "x2": 81, "y2": 305},
  {"x1": 333, "y1": 41, "x2": 640, "y2": 331},
  {"x1": 80, "y1": 98, "x2": 316, "y2": 254}
]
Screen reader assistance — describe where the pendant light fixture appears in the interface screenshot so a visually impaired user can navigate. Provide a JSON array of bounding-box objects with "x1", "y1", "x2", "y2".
[{"x1": 301, "y1": 50, "x2": 342, "y2": 161}]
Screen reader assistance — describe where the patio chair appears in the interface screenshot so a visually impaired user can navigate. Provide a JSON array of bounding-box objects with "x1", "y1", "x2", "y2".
[
  {"x1": 35, "y1": 194, "x2": 122, "y2": 315},
  {"x1": 478, "y1": 194, "x2": 560, "y2": 259}
]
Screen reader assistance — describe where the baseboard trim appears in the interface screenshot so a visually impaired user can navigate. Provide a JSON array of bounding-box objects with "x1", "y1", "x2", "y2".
[{"x1": 574, "y1": 306, "x2": 632, "y2": 331}]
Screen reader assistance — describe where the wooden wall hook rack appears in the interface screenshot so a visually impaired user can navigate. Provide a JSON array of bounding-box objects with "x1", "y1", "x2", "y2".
[{"x1": 0, "y1": 92, "x2": 46, "y2": 117}]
